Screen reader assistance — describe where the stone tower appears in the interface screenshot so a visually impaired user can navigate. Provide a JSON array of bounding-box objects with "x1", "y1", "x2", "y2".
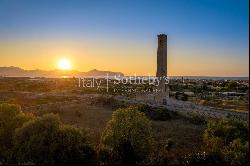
[
  {"x1": 156, "y1": 34, "x2": 169, "y2": 104},
  {"x1": 156, "y1": 34, "x2": 168, "y2": 77}
]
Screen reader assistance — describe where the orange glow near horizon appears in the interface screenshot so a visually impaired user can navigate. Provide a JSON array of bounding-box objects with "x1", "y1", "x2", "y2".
[{"x1": 0, "y1": 39, "x2": 249, "y2": 77}]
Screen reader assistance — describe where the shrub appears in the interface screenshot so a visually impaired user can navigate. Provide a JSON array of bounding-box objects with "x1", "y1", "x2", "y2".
[
  {"x1": 0, "y1": 103, "x2": 33, "y2": 164},
  {"x1": 101, "y1": 107, "x2": 153, "y2": 164},
  {"x1": 185, "y1": 112, "x2": 206, "y2": 125},
  {"x1": 136, "y1": 104, "x2": 151, "y2": 113},
  {"x1": 144, "y1": 138, "x2": 177, "y2": 165},
  {"x1": 223, "y1": 138, "x2": 249, "y2": 165},
  {"x1": 97, "y1": 145, "x2": 114, "y2": 165},
  {"x1": 154, "y1": 108, "x2": 177, "y2": 121},
  {"x1": 204, "y1": 119, "x2": 248, "y2": 152},
  {"x1": 136, "y1": 104, "x2": 177, "y2": 121},
  {"x1": 203, "y1": 119, "x2": 249, "y2": 165},
  {"x1": 13, "y1": 113, "x2": 95, "y2": 165}
]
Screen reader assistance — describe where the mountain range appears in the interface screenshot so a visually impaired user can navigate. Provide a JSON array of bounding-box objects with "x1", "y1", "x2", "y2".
[{"x1": 0, "y1": 66, "x2": 124, "y2": 77}]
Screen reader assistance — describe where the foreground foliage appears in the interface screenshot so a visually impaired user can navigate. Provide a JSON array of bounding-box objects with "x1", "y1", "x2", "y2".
[
  {"x1": 0, "y1": 102, "x2": 249, "y2": 165},
  {"x1": 13, "y1": 113, "x2": 95, "y2": 165},
  {"x1": 101, "y1": 106, "x2": 153, "y2": 164},
  {"x1": 0, "y1": 103, "x2": 33, "y2": 163},
  {"x1": 0, "y1": 103, "x2": 95, "y2": 165},
  {"x1": 203, "y1": 119, "x2": 249, "y2": 165}
]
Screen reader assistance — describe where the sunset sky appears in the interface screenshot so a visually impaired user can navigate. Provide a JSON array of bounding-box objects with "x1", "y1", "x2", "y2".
[{"x1": 0, "y1": 0, "x2": 249, "y2": 76}]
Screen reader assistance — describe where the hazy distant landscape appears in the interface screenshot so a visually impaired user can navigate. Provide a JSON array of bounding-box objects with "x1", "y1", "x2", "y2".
[
  {"x1": 1, "y1": 66, "x2": 248, "y2": 81},
  {"x1": 0, "y1": 66, "x2": 124, "y2": 77}
]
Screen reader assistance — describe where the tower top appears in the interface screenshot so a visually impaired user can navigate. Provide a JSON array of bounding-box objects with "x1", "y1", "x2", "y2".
[{"x1": 157, "y1": 34, "x2": 167, "y2": 38}]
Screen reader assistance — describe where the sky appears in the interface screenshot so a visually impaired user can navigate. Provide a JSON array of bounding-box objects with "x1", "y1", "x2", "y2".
[{"x1": 0, "y1": 0, "x2": 249, "y2": 76}]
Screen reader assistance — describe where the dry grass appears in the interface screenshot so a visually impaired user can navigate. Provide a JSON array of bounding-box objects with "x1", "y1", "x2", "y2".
[
  {"x1": 152, "y1": 120, "x2": 205, "y2": 155},
  {"x1": 31, "y1": 102, "x2": 114, "y2": 144},
  {"x1": 29, "y1": 101, "x2": 205, "y2": 154}
]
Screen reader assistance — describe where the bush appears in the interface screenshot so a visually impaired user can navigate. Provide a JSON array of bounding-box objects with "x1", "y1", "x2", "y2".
[
  {"x1": 144, "y1": 138, "x2": 177, "y2": 165},
  {"x1": 203, "y1": 119, "x2": 249, "y2": 165},
  {"x1": 136, "y1": 104, "x2": 177, "y2": 121},
  {"x1": 13, "y1": 113, "x2": 95, "y2": 165},
  {"x1": 223, "y1": 138, "x2": 249, "y2": 165},
  {"x1": 101, "y1": 107, "x2": 153, "y2": 164},
  {"x1": 204, "y1": 119, "x2": 248, "y2": 151},
  {"x1": 0, "y1": 103, "x2": 33, "y2": 164},
  {"x1": 97, "y1": 146, "x2": 114, "y2": 165},
  {"x1": 136, "y1": 104, "x2": 151, "y2": 113},
  {"x1": 154, "y1": 108, "x2": 177, "y2": 121},
  {"x1": 185, "y1": 112, "x2": 206, "y2": 125}
]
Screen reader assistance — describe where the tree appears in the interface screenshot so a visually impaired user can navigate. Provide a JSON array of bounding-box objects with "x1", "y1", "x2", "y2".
[
  {"x1": 0, "y1": 103, "x2": 32, "y2": 164},
  {"x1": 101, "y1": 107, "x2": 153, "y2": 164},
  {"x1": 13, "y1": 113, "x2": 95, "y2": 165}
]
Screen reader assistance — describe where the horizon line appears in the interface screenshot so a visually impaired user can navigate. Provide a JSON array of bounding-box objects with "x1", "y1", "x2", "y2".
[{"x1": 0, "y1": 66, "x2": 249, "y2": 78}]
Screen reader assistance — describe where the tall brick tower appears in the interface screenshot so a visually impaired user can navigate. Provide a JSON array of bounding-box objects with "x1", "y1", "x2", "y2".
[{"x1": 156, "y1": 34, "x2": 169, "y2": 104}]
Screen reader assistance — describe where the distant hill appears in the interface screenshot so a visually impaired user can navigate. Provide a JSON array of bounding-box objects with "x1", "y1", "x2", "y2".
[
  {"x1": 81, "y1": 69, "x2": 124, "y2": 77},
  {"x1": 0, "y1": 66, "x2": 124, "y2": 77}
]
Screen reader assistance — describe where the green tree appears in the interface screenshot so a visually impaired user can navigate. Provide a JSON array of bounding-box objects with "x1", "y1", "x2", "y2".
[
  {"x1": 101, "y1": 107, "x2": 153, "y2": 164},
  {"x1": 13, "y1": 113, "x2": 95, "y2": 165},
  {"x1": 0, "y1": 103, "x2": 32, "y2": 164}
]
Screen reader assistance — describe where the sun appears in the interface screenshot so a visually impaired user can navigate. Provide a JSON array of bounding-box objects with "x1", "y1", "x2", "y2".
[{"x1": 57, "y1": 58, "x2": 72, "y2": 70}]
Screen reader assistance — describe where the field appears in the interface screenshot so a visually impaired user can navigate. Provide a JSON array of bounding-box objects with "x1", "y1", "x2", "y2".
[
  {"x1": 27, "y1": 99, "x2": 205, "y2": 156},
  {"x1": 0, "y1": 77, "x2": 248, "y2": 165}
]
